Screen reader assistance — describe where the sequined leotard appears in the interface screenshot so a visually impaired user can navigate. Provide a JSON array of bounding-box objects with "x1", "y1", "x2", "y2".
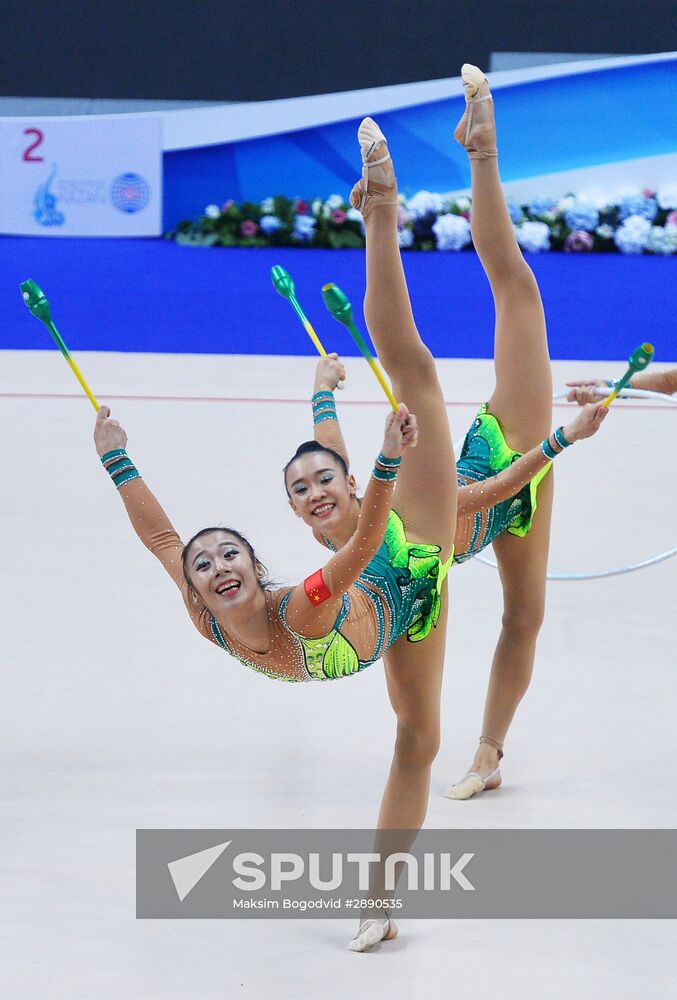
[
  {"x1": 453, "y1": 404, "x2": 552, "y2": 563},
  {"x1": 114, "y1": 474, "x2": 449, "y2": 683}
]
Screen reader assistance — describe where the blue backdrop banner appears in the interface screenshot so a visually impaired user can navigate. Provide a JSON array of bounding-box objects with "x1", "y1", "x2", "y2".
[{"x1": 1, "y1": 237, "x2": 675, "y2": 361}]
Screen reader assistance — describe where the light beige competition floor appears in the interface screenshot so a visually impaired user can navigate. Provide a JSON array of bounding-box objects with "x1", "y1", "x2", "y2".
[{"x1": 1, "y1": 351, "x2": 675, "y2": 998}]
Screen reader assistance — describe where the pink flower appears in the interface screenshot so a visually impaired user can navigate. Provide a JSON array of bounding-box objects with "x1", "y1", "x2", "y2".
[
  {"x1": 666, "y1": 211, "x2": 677, "y2": 229},
  {"x1": 222, "y1": 199, "x2": 234, "y2": 212},
  {"x1": 295, "y1": 199, "x2": 309, "y2": 214},
  {"x1": 240, "y1": 220, "x2": 259, "y2": 237},
  {"x1": 396, "y1": 205, "x2": 410, "y2": 230},
  {"x1": 643, "y1": 188, "x2": 656, "y2": 199},
  {"x1": 331, "y1": 209, "x2": 347, "y2": 224},
  {"x1": 564, "y1": 230, "x2": 593, "y2": 252}
]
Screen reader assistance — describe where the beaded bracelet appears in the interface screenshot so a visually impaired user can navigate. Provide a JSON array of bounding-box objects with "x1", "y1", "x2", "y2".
[
  {"x1": 312, "y1": 390, "x2": 337, "y2": 425},
  {"x1": 101, "y1": 448, "x2": 140, "y2": 489},
  {"x1": 552, "y1": 426, "x2": 572, "y2": 450},
  {"x1": 540, "y1": 437, "x2": 558, "y2": 460},
  {"x1": 372, "y1": 466, "x2": 398, "y2": 482},
  {"x1": 372, "y1": 452, "x2": 401, "y2": 482},
  {"x1": 376, "y1": 452, "x2": 402, "y2": 469},
  {"x1": 540, "y1": 427, "x2": 574, "y2": 460}
]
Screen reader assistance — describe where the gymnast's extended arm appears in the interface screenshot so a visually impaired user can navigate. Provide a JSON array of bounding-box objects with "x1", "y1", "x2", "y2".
[
  {"x1": 311, "y1": 353, "x2": 351, "y2": 466},
  {"x1": 567, "y1": 367, "x2": 677, "y2": 405},
  {"x1": 285, "y1": 404, "x2": 417, "y2": 635},
  {"x1": 457, "y1": 402, "x2": 608, "y2": 517},
  {"x1": 93, "y1": 406, "x2": 191, "y2": 598}
]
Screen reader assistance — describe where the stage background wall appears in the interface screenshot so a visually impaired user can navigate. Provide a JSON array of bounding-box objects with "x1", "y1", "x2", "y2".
[{"x1": 1, "y1": 0, "x2": 674, "y2": 102}]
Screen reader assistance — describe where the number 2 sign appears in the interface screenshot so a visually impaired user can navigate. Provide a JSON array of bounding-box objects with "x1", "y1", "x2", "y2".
[
  {"x1": 23, "y1": 128, "x2": 45, "y2": 162},
  {"x1": 0, "y1": 116, "x2": 161, "y2": 236}
]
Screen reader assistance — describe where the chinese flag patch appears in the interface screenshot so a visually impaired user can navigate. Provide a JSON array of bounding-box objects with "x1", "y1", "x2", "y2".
[{"x1": 304, "y1": 569, "x2": 332, "y2": 606}]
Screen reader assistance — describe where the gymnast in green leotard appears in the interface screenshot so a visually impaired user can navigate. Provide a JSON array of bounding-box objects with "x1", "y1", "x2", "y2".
[{"x1": 283, "y1": 64, "x2": 609, "y2": 856}]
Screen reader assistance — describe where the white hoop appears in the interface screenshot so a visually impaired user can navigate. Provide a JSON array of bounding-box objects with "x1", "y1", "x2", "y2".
[
  {"x1": 553, "y1": 387, "x2": 677, "y2": 404},
  {"x1": 473, "y1": 547, "x2": 677, "y2": 581}
]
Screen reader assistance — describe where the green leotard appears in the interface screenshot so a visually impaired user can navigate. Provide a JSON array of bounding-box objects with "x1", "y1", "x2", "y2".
[{"x1": 455, "y1": 404, "x2": 551, "y2": 563}]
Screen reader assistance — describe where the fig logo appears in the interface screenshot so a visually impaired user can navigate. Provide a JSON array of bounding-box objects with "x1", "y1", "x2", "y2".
[
  {"x1": 111, "y1": 172, "x2": 150, "y2": 213},
  {"x1": 168, "y1": 841, "x2": 231, "y2": 902}
]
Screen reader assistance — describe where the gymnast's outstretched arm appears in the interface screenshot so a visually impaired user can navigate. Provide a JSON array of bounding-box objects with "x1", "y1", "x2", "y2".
[
  {"x1": 311, "y1": 353, "x2": 350, "y2": 466},
  {"x1": 457, "y1": 401, "x2": 608, "y2": 517},
  {"x1": 93, "y1": 406, "x2": 206, "y2": 630},
  {"x1": 284, "y1": 404, "x2": 417, "y2": 635},
  {"x1": 567, "y1": 367, "x2": 677, "y2": 405}
]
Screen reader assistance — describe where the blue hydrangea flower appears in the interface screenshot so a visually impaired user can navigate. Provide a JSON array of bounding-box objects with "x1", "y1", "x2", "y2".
[
  {"x1": 398, "y1": 228, "x2": 414, "y2": 249},
  {"x1": 260, "y1": 215, "x2": 282, "y2": 234},
  {"x1": 646, "y1": 225, "x2": 677, "y2": 255},
  {"x1": 507, "y1": 201, "x2": 524, "y2": 224},
  {"x1": 292, "y1": 215, "x2": 316, "y2": 242},
  {"x1": 528, "y1": 196, "x2": 557, "y2": 216},
  {"x1": 516, "y1": 221, "x2": 550, "y2": 253},
  {"x1": 618, "y1": 195, "x2": 657, "y2": 222},
  {"x1": 432, "y1": 213, "x2": 472, "y2": 251},
  {"x1": 613, "y1": 215, "x2": 651, "y2": 253},
  {"x1": 564, "y1": 202, "x2": 600, "y2": 232}
]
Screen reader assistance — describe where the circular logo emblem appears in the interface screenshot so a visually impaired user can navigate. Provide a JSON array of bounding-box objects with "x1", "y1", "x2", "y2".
[{"x1": 111, "y1": 173, "x2": 150, "y2": 213}]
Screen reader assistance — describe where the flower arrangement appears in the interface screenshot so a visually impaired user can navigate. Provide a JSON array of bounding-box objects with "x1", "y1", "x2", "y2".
[{"x1": 167, "y1": 185, "x2": 677, "y2": 255}]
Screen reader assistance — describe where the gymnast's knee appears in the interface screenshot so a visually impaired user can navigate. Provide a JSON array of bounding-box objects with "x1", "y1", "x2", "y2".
[
  {"x1": 394, "y1": 721, "x2": 440, "y2": 769},
  {"x1": 501, "y1": 598, "x2": 545, "y2": 640},
  {"x1": 387, "y1": 342, "x2": 439, "y2": 388},
  {"x1": 493, "y1": 260, "x2": 540, "y2": 302}
]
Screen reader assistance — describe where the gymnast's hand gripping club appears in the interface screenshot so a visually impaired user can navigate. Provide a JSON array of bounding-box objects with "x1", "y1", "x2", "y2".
[
  {"x1": 19, "y1": 279, "x2": 100, "y2": 410},
  {"x1": 322, "y1": 283, "x2": 398, "y2": 412},
  {"x1": 602, "y1": 342, "x2": 654, "y2": 408}
]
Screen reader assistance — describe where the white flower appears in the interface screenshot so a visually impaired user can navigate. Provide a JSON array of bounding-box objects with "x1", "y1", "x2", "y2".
[
  {"x1": 516, "y1": 220, "x2": 551, "y2": 253},
  {"x1": 311, "y1": 198, "x2": 323, "y2": 217},
  {"x1": 646, "y1": 225, "x2": 677, "y2": 255},
  {"x1": 657, "y1": 184, "x2": 677, "y2": 210},
  {"x1": 260, "y1": 197, "x2": 275, "y2": 214},
  {"x1": 204, "y1": 204, "x2": 220, "y2": 219},
  {"x1": 292, "y1": 215, "x2": 316, "y2": 242},
  {"x1": 398, "y1": 228, "x2": 414, "y2": 248},
  {"x1": 576, "y1": 188, "x2": 610, "y2": 210},
  {"x1": 432, "y1": 213, "x2": 472, "y2": 251},
  {"x1": 346, "y1": 207, "x2": 363, "y2": 224},
  {"x1": 326, "y1": 194, "x2": 344, "y2": 210},
  {"x1": 406, "y1": 190, "x2": 446, "y2": 219},
  {"x1": 260, "y1": 214, "x2": 282, "y2": 234},
  {"x1": 455, "y1": 196, "x2": 471, "y2": 213},
  {"x1": 595, "y1": 224, "x2": 614, "y2": 239},
  {"x1": 613, "y1": 215, "x2": 651, "y2": 254},
  {"x1": 556, "y1": 195, "x2": 575, "y2": 214}
]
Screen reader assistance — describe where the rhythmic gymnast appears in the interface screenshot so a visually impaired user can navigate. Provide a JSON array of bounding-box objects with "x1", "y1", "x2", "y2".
[
  {"x1": 94, "y1": 390, "x2": 455, "y2": 953},
  {"x1": 283, "y1": 64, "x2": 608, "y2": 827},
  {"x1": 566, "y1": 367, "x2": 677, "y2": 404}
]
